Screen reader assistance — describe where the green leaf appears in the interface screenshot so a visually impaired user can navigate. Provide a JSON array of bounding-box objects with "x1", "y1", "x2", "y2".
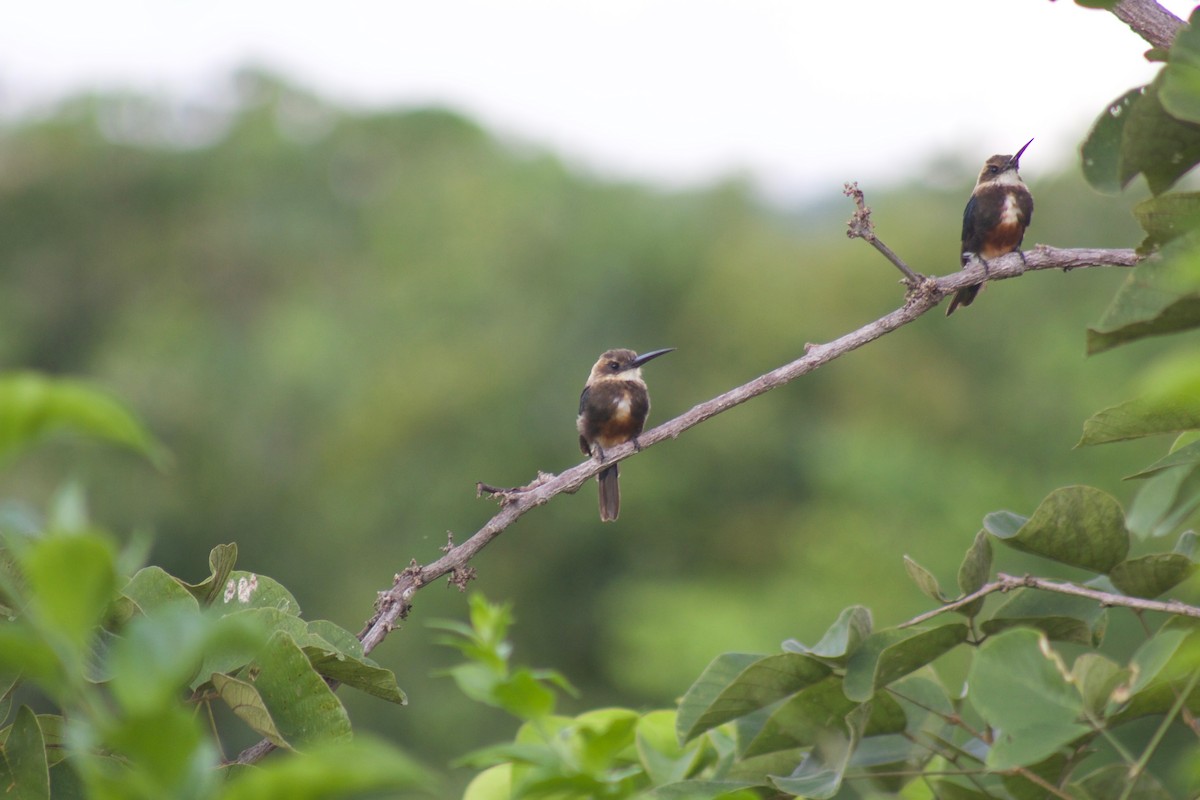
[
  {"x1": 1071, "y1": 653, "x2": 1129, "y2": 717},
  {"x1": 255, "y1": 631, "x2": 352, "y2": 747},
  {"x1": 924, "y1": 780, "x2": 999, "y2": 799},
  {"x1": 1070, "y1": 763, "x2": 1173, "y2": 799},
  {"x1": 0, "y1": 372, "x2": 168, "y2": 467},
  {"x1": 1133, "y1": 192, "x2": 1200, "y2": 250},
  {"x1": 888, "y1": 670, "x2": 954, "y2": 734},
  {"x1": 191, "y1": 607, "x2": 303, "y2": 693},
  {"x1": 980, "y1": 588, "x2": 1109, "y2": 646},
  {"x1": 463, "y1": 764, "x2": 511, "y2": 800},
  {"x1": 0, "y1": 626, "x2": 62, "y2": 688},
  {"x1": 177, "y1": 543, "x2": 238, "y2": 606},
  {"x1": 1127, "y1": 463, "x2": 1200, "y2": 538},
  {"x1": 107, "y1": 605, "x2": 213, "y2": 715},
  {"x1": 1109, "y1": 552, "x2": 1197, "y2": 597},
  {"x1": 987, "y1": 486, "x2": 1129, "y2": 573},
  {"x1": 956, "y1": 530, "x2": 993, "y2": 618},
  {"x1": 1087, "y1": 239, "x2": 1200, "y2": 354},
  {"x1": 676, "y1": 652, "x2": 831, "y2": 742},
  {"x1": 213, "y1": 631, "x2": 353, "y2": 749},
  {"x1": 1127, "y1": 437, "x2": 1200, "y2": 478},
  {"x1": 647, "y1": 781, "x2": 761, "y2": 799},
  {"x1": 1082, "y1": 88, "x2": 1141, "y2": 194},
  {"x1": 214, "y1": 571, "x2": 301, "y2": 616},
  {"x1": 843, "y1": 623, "x2": 969, "y2": 703},
  {"x1": 1161, "y1": 7, "x2": 1200, "y2": 123},
  {"x1": 121, "y1": 566, "x2": 201, "y2": 616},
  {"x1": 636, "y1": 710, "x2": 705, "y2": 786},
  {"x1": 1073, "y1": 0, "x2": 1118, "y2": 8},
  {"x1": 102, "y1": 706, "x2": 219, "y2": 798},
  {"x1": 903, "y1": 555, "x2": 946, "y2": 602},
  {"x1": 1108, "y1": 622, "x2": 1200, "y2": 724},
  {"x1": 218, "y1": 736, "x2": 432, "y2": 800},
  {"x1": 982, "y1": 510, "x2": 1026, "y2": 538},
  {"x1": 1120, "y1": 75, "x2": 1200, "y2": 195},
  {"x1": 967, "y1": 629, "x2": 1089, "y2": 770},
  {"x1": 1001, "y1": 753, "x2": 1072, "y2": 800},
  {"x1": 572, "y1": 708, "x2": 639, "y2": 773},
  {"x1": 491, "y1": 667, "x2": 557, "y2": 720},
  {"x1": 303, "y1": 619, "x2": 364, "y2": 659},
  {"x1": 22, "y1": 532, "x2": 118, "y2": 650},
  {"x1": 768, "y1": 704, "x2": 868, "y2": 800},
  {"x1": 0, "y1": 706, "x2": 49, "y2": 800},
  {"x1": 212, "y1": 672, "x2": 290, "y2": 749},
  {"x1": 739, "y1": 677, "x2": 904, "y2": 758},
  {"x1": 781, "y1": 605, "x2": 872, "y2": 663}
]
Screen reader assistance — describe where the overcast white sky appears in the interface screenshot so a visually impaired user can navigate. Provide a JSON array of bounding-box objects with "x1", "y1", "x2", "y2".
[{"x1": 1, "y1": 1, "x2": 1195, "y2": 198}]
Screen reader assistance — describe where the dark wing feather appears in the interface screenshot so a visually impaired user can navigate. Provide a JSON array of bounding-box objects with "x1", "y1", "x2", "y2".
[{"x1": 578, "y1": 385, "x2": 590, "y2": 416}]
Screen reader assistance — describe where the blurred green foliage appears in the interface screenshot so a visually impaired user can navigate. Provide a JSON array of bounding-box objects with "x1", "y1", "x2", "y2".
[{"x1": 0, "y1": 68, "x2": 1189, "y2": 780}]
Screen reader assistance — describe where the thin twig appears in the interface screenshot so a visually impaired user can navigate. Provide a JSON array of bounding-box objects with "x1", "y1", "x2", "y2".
[
  {"x1": 844, "y1": 182, "x2": 924, "y2": 287},
  {"x1": 899, "y1": 573, "x2": 1200, "y2": 629}
]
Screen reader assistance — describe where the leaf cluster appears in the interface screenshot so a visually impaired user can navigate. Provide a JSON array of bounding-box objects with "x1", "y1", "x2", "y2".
[{"x1": 0, "y1": 381, "x2": 430, "y2": 799}]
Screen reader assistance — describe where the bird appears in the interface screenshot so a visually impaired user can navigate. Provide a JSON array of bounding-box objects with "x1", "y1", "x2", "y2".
[
  {"x1": 946, "y1": 138, "x2": 1035, "y2": 315},
  {"x1": 577, "y1": 347, "x2": 674, "y2": 521}
]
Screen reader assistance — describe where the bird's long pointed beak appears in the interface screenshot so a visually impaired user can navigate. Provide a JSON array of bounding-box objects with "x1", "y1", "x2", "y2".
[
  {"x1": 632, "y1": 348, "x2": 675, "y2": 368},
  {"x1": 1010, "y1": 137, "x2": 1034, "y2": 169}
]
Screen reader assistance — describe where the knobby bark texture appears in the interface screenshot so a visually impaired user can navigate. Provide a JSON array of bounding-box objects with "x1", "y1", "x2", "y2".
[{"x1": 1112, "y1": 0, "x2": 1185, "y2": 51}]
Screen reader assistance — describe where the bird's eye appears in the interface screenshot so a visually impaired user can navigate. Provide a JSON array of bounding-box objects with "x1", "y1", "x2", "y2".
[
  {"x1": 608, "y1": 361, "x2": 620, "y2": 371},
  {"x1": 988, "y1": 165, "x2": 999, "y2": 174}
]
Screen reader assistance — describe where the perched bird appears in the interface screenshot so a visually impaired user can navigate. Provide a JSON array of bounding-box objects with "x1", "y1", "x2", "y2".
[
  {"x1": 947, "y1": 138, "x2": 1035, "y2": 315},
  {"x1": 577, "y1": 347, "x2": 674, "y2": 521}
]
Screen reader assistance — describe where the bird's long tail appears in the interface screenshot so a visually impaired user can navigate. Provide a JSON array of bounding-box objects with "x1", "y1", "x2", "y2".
[
  {"x1": 946, "y1": 283, "x2": 982, "y2": 316},
  {"x1": 598, "y1": 464, "x2": 620, "y2": 522}
]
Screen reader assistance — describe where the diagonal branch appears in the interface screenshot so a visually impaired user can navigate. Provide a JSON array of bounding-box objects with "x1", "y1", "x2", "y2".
[
  {"x1": 357, "y1": 241, "x2": 1139, "y2": 654},
  {"x1": 234, "y1": 191, "x2": 1141, "y2": 766}
]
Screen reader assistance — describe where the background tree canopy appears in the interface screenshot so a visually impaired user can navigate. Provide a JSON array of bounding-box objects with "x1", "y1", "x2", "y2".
[{"x1": 0, "y1": 69, "x2": 1187, "y2": 783}]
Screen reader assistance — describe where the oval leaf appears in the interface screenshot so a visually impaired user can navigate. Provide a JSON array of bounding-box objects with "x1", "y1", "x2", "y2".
[
  {"x1": 254, "y1": 631, "x2": 352, "y2": 747},
  {"x1": 1109, "y1": 552, "x2": 1197, "y2": 598},
  {"x1": 1081, "y1": 88, "x2": 1141, "y2": 194},
  {"x1": 903, "y1": 556, "x2": 946, "y2": 603},
  {"x1": 956, "y1": 531, "x2": 993, "y2": 618},
  {"x1": 988, "y1": 486, "x2": 1129, "y2": 573},
  {"x1": 782, "y1": 605, "x2": 872, "y2": 664},
  {"x1": 843, "y1": 624, "x2": 969, "y2": 703},
  {"x1": 967, "y1": 629, "x2": 1089, "y2": 770},
  {"x1": 676, "y1": 652, "x2": 831, "y2": 743}
]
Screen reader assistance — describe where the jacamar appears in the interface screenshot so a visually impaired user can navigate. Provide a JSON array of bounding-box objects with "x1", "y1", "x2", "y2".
[
  {"x1": 946, "y1": 138, "x2": 1035, "y2": 315},
  {"x1": 577, "y1": 347, "x2": 673, "y2": 522}
]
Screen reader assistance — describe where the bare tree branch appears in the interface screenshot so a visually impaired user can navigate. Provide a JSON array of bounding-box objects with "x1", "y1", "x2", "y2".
[
  {"x1": 234, "y1": 191, "x2": 1141, "y2": 766},
  {"x1": 899, "y1": 573, "x2": 1200, "y2": 629},
  {"x1": 356, "y1": 240, "x2": 1139, "y2": 652},
  {"x1": 844, "y1": 182, "x2": 924, "y2": 287},
  {"x1": 1111, "y1": 0, "x2": 1186, "y2": 51}
]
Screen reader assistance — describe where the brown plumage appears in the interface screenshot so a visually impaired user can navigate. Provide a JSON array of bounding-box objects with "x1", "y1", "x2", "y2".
[
  {"x1": 947, "y1": 139, "x2": 1035, "y2": 316},
  {"x1": 577, "y1": 348, "x2": 673, "y2": 521}
]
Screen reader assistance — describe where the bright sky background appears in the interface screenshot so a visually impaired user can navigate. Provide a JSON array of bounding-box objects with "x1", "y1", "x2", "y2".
[{"x1": 1, "y1": 1, "x2": 1195, "y2": 200}]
